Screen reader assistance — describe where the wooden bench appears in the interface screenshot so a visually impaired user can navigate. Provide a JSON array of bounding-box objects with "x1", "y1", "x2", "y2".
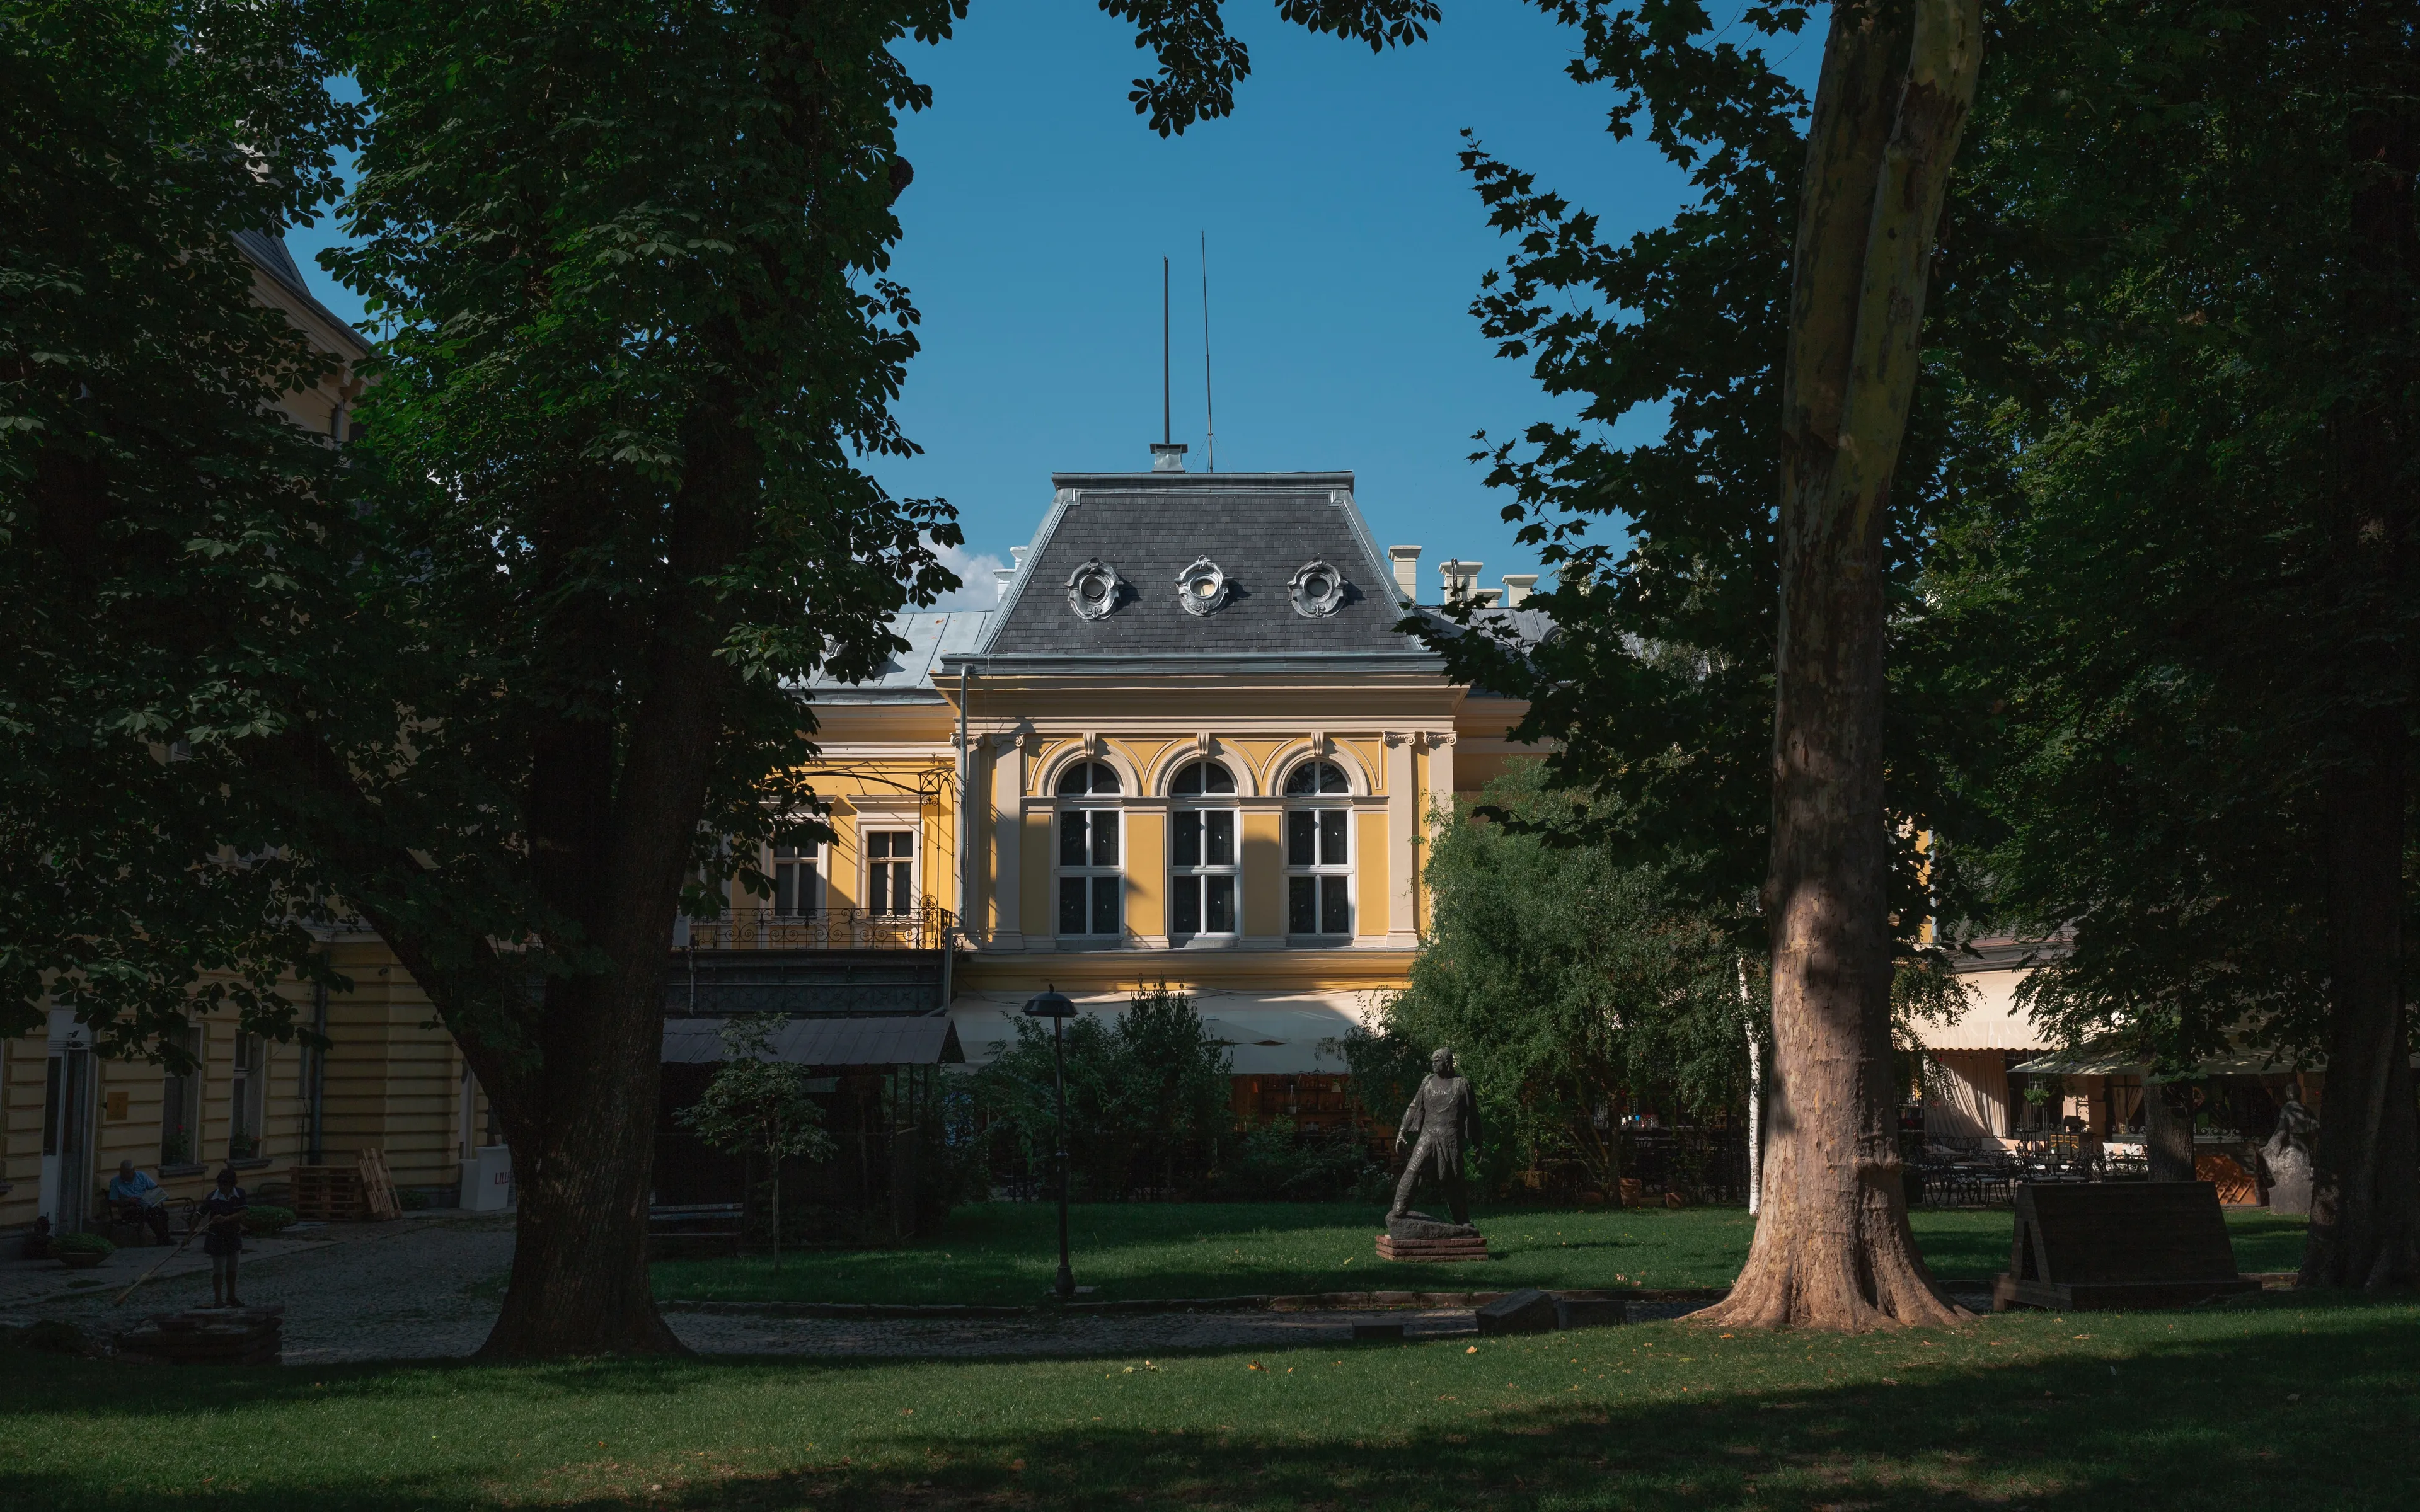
[
  {"x1": 648, "y1": 1203, "x2": 746, "y2": 1259},
  {"x1": 1994, "y1": 1181, "x2": 2261, "y2": 1312}
]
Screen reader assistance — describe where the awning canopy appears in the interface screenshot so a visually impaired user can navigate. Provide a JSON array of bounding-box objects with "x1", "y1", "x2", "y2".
[
  {"x1": 662, "y1": 1014, "x2": 962, "y2": 1068},
  {"x1": 948, "y1": 991, "x2": 1381, "y2": 1074},
  {"x1": 2008, "y1": 1050, "x2": 2353, "y2": 1079}
]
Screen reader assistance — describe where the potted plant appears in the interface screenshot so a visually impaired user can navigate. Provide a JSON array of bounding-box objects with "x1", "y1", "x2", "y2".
[
  {"x1": 240, "y1": 1205, "x2": 297, "y2": 1237},
  {"x1": 52, "y1": 1232, "x2": 115, "y2": 1269}
]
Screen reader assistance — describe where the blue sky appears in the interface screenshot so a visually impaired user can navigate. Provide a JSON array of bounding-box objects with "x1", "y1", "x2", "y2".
[{"x1": 289, "y1": 3, "x2": 1813, "y2": 606}]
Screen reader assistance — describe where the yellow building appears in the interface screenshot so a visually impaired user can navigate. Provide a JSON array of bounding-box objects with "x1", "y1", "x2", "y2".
[
  {"x1": 9, "y1": 369, "x2": 1548, "y2": 1237},
  {"x1": 1, "y1": 232, "x2": 488, "y2": 1240},
  {"x1": 683, "y1": 450, "x2": 1547, "y2": 1117}
]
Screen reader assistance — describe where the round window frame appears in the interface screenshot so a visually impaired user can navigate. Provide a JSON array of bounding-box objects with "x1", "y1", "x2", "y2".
[
  {"x1": 1175, "y1": 556, "x2": 1231, "y2": 616},
  {"x1": 1288, "y1": 559, "x2": 1347, "y2": 619},
  {"x1": 1065, "y1": 558, "x2": 1124, "y2": 621}
]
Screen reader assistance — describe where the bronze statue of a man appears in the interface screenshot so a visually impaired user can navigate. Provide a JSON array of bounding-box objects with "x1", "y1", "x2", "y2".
[{"x1": 1390, "y1": 1047, "x2": 1482, "y2": 1225}]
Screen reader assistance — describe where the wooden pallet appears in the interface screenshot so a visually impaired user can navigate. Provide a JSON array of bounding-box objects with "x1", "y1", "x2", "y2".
[
  {"x1": 356, "y1": 1147, "x2": 403, "y2": 1222},
  {"x1": 289, "y1": 1164, "x2": 363, "y2": 1222}
]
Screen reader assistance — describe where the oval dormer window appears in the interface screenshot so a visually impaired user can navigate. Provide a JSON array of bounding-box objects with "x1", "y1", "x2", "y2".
[
  {"x1": 1289, "y1": 559, "x2": 1347, "y2": 619},
  {"x1": 1066, "y1": 558, "x2": 1123, "y2": 621},
  {"x1": 1177, "y1": 556, "x2": 1230, "y2": 616}
]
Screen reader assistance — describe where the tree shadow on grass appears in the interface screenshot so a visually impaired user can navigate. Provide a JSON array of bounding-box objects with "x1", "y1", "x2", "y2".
[{"x1": 5, "y1": 1294, "x2": 2412, "y2": 1511}]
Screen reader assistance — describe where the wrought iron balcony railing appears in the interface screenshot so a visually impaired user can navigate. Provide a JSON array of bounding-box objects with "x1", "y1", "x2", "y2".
[{"x1": 678, "y1": 904, "x2": 957, "y2": 953}]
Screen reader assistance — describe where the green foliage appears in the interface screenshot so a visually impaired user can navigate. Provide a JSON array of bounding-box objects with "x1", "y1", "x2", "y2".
[
  {"x1": 0, "y1": 0, "x2": 362, "y2": 1062},
  {"x1": 1407, "y1": 3, "x2": 1989, "y2": 958},
  {"x1": 675, "y1": 1018, "x2": 838, "y2": 1169},
  {"x1": 239, "y1": 1204, "x2": 299, "y2": 1237},
  {"x1": 975, "y1": 985, "x2": 1232, "y2": 1200},
  {"x1": 1098, "y1": 1, "x2": 1439, "y2": 136},
  {"x1": 1925, "y1": 0, "x2": 2420, "y2": 1070},
  {"x1": 1352, "y1": 763, "x2": 1759, "y2": 1192},
  {"x1": 1211, "y1": 1123, "x2": 1387, "y2": 1203},
  {"x1": 50, "y1": 1231, "x2": 114, "y2": 1258}
]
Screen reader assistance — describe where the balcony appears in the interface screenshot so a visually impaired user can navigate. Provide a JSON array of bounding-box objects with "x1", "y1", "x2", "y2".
[
  {"x1": 667, "y1": 906, "x2": 957, "y2": 1017},
  {"x1": 678, "y1": 905, "x2": 957, "y2": 953}
]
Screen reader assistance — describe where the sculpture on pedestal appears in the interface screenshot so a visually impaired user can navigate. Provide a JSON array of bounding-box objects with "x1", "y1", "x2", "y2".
[{"x1": 1386, "y1": 1048, "x2": 1483, "y2": 1248}]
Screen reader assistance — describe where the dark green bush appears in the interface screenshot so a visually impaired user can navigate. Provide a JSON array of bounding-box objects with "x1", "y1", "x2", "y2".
[
  {"x1": 1214, "y1": 1123, "x2": 1386, "y2": 1202},
  {"x1": 52, "y1": 1231, "x2": 115, "y2": 1258},
  {"x1": 240, "y1": 1205, "x2": 297, "y2": 1236}
]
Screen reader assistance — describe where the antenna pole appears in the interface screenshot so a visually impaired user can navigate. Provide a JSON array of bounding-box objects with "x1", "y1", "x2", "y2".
[
  {"x1": 1161, "y1": 256, "x2": 1171, "y2": 445},
  {"x1": 1201, "y1": 232, "x2": 1215, "y2": 472}
]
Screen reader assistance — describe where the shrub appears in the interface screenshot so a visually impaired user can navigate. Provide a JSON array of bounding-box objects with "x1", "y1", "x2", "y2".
[
  {"x1": 240, "y1": 1205, "x2": 297, "y2": 1236},
  {"x1": 975, "y1": 984, "x2": 1231, "y2": 1200},
  {"x1": 1214, "y1": 1123, "x2": 1386, "y2": 1202},
  {"x1": 52, "y1": 1231, "x2": 115, "y2": 1259}
]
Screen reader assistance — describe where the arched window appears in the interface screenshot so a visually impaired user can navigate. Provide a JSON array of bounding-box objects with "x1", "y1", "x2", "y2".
[
  {"x1": 1283, "y1": 760, "x2": 1351, "y2": 796},
  {"x1": 1056, "y1": 759, "x2": 1122, "y2": 937},
  {"x1": 1168, "y1": 759, "x2": 1238, "y2": 940},
  {"x1": 1056, "y1": 760, "x2": 1121, "y2": 796},
  {"x1": 1284, "y1": 760, "x2": 1351, "y2": 937}
]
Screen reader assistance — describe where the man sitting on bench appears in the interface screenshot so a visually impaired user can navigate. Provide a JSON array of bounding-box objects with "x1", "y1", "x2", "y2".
[{"x1": 107, "y1": 1159, "x2": 174, "y2": 1245}]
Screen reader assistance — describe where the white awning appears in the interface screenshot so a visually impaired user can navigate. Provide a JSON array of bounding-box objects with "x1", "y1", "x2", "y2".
[
  {"x1": 1916, "y1": 965, "x2": 2049, "y2": 1051},
  {"x1": 948, "y1": 990, "x2": 1383, "y2": 1074}
]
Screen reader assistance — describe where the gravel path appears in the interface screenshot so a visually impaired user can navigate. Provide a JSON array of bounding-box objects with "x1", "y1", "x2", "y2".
[{"x1": 13, "y1": 1220, "x2": 1905, "y2": 1364}]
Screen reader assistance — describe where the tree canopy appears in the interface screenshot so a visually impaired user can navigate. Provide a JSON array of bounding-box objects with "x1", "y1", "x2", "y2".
[{"x1": 1354, "y1": 762, "x2": 1760, "y2": 1194}]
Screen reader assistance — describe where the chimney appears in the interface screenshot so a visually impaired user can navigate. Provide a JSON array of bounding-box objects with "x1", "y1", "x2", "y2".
[
  {"x1": 993, "y1": 565, "x2": 1016, "y2": 593},
  {"x1": 1011, "y1": 546, "x2": 1027, "y2": 570},
  {"x1": 1150, "y1": 442, "x2": 1189, "y2": 472},
  {"x1": 1438, "y1": 558, "x2": 1482, "y2": 604},
  {"x1": 1501, "y1": 573, "x2": 1538, "y2": 607},
  {"x1": 1388, "y1": 545, "x2": 1422, "y2": 602},
  {"x1": 1473, "y1": 588, "x2": 1504, "y2": 609}
]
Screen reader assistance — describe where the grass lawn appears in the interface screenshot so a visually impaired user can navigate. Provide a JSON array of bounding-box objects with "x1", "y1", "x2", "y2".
[
  {"x1": 4, "y1": 1290, "x2": 2412, "y2": 1509},
  {"x1": 650, "y1": 1202, "x2": 2315, "y2": 1306}
]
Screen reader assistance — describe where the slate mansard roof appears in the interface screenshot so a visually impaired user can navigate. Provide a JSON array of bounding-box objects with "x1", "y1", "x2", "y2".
[
  {"x1": 807, "y1": 466, "x2": 1551, "y2": 697},
  {"x1": 970, "y1": 470, "x2": 1417, "y2": 668}
]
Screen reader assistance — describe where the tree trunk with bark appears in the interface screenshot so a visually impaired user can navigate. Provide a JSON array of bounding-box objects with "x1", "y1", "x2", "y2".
[
  {"x1": 2302, "y1": 79, "x2": 2418, "y2": 1292},
  {"x1": 1700, "y1": 0, "x2": 1982, "y2": 1331},
  {"x1": 474, "y1": 400, "x2": 759, "y2": 1356},
  {"x1": 2143, "y1": 1079, "x2": 2198, "y2": 1184}
]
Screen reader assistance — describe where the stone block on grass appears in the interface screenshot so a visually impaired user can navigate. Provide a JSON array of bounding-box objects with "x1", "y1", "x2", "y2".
[{"x1": 1475, "y1": 1288, "x2": 1556, "y2": 1336}]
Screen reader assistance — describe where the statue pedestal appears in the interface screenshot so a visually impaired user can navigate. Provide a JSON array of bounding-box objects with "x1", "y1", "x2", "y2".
[{"x1": 1377, "y1": 1213, "x2": 1490, "y2": 1263}]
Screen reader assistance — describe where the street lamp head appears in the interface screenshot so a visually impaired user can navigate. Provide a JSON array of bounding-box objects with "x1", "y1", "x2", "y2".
[{"x1": 1023, "y1": 986, "x2": 1077, "y2": 1021}]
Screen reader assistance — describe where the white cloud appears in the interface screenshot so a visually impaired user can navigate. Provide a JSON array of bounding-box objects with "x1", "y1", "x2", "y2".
[{"x1": 926, "y1": 537, "x2": 1009, "y2": 609}]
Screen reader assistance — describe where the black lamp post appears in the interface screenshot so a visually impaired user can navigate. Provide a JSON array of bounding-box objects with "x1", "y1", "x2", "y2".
[{"x1": 1023, "y1": 985, "x2": 1078, "y2": 1300}]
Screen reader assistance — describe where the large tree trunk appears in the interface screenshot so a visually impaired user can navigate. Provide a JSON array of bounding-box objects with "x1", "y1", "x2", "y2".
[
  {"x1": 2302, "y1": 77, "x2": 2418, "y2": 1290},
  {"x1": 1700, "y1": 0, "x2": 1981, "y2": 1331},
  {"x1": 476, "y1": 398, "x2": 760, "y2": 1358}
]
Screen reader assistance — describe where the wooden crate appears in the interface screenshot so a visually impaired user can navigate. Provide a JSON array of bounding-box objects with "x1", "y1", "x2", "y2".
[{"x1": 289, "y1": 1164, "x2": 364, "y2": 1222}]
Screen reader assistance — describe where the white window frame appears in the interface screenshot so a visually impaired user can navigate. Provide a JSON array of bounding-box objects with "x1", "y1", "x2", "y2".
[
  {"x1": 861, "y1": 828, "x2": 918, "y2": 918},
  {"x1": 1054, "y1": 759, "x2": 1124, "y2": 941},
  {"x1": 160, "y1": 1022, "x2": 201, "y2": 1170},
  {"x1": 771, "y1": 837, "x2": 823, "y2": 919},
  {"x1": 1283, "y1": 759, "x2": 1354, "y2": 941},
  {"x1": 228, "y1": 1031, "x2": 267, "y2": 1161},
  {"x1": 1167, "y1": 759, "x2": 1240, "y2": 944}
]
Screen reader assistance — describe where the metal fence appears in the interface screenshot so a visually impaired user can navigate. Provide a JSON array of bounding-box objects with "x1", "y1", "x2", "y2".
[{"x1": 680, "y1": 904, "x2": 957, "y2": 952}]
